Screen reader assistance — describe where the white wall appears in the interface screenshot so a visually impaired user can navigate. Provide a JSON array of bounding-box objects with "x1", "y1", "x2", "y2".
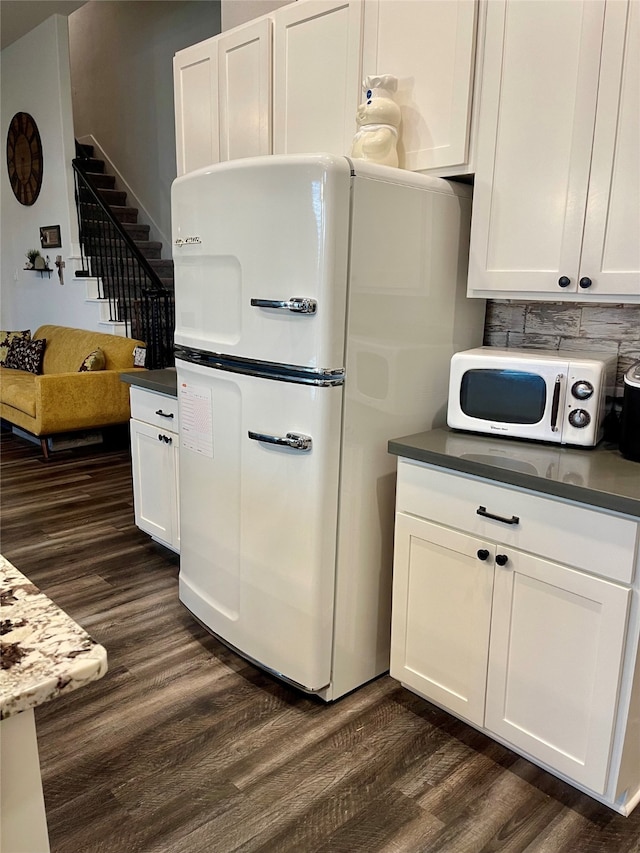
[
  {"x1": 221, "y1": 0, "x2": 294, "y2": 31},
  {"x1": 0, "y1": 15, "x2": 86, "y2": 332},
  {"x1": 68, "y1": 1, "x2": 221, "y2": 254}
]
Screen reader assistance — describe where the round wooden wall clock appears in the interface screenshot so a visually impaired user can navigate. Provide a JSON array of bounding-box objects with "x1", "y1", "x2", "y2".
[{"x1": 6, "y1": 112, "x2": 43, "y2": 206}]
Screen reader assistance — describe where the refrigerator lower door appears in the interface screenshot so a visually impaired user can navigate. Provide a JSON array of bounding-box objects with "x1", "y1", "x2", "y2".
[{"x1": 176, "y1": 357, "x2": 343, "y2": 692}]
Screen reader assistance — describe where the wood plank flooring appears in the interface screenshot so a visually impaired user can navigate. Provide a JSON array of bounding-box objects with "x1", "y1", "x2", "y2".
[{"x1": 1, "y1": 428, "x2": 639, "y2": 853}]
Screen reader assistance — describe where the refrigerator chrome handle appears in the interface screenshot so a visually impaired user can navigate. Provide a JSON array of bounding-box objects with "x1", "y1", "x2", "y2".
[
  {"x1": 248, "y1": 430, "x2": 312, "y2": 452},
  {"x1": 250, "y1": 297, "x2": 317, "y2": 314}
]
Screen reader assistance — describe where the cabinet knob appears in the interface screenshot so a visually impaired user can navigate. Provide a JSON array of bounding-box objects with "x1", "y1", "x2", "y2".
[
  {"x1": 477, "y1": 549, "x2": 490, "y2": 561},
  {"x1": 558, "y1": 276, "x2": 571, "y2": 288},
  {"x1": 579, "y1": 277, "x2": 592, "y2": 289},
  {"x1": 495, "y1": 554, "x2": 509, "y2": 567}
]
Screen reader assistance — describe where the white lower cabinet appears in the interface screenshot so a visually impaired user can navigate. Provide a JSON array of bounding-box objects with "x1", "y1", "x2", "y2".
[
  {"x1": 487, "y1": 549, "x2": 629, "y2": 794},
  {"x1": 392, "y1": 514, "x2": 494, "y2": 727},
  {"x1": 130, "y1": 388, "x2": 180, "y2": 553},
  {"x1": 391, "y1": 459, "x2": 640, "y2": 812}
]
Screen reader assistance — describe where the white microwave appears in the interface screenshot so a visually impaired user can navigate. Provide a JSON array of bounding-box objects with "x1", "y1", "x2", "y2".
[{"x1": 447, "y1": 347, "x2": 617, "y2": 447}]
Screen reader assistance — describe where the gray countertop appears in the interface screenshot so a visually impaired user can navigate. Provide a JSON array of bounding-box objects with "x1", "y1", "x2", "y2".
[
  {"x1": 121, "y1": 368, "x2": 177, "y2": 396},
  {"x1": 389, "y1": 429, "x2": 640, "y2": 518}
]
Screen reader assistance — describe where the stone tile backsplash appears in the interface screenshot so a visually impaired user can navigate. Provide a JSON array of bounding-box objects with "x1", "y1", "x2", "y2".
[{"x1": 484, "y1": 301, "x2": 640, "y2": 394}]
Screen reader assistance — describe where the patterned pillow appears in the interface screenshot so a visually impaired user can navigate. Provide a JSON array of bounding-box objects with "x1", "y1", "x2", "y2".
[
  {"x1": 0, "y1": 330, "x2": 30, "y2": 365},
  {"x1": 4, "y1": 337, "x2": 46, "y2": 374},
  {"x1": 78, "y1": 348, "x2": 106, "y2": 372}
]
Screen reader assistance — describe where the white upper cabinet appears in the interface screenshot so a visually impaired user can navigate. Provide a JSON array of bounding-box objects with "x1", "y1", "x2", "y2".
[
  {"x1": 218, "y1": 17, "x2": 273, "y2": 160},
  {"x1": 361, "y1": 0, "x2": 480, "y2": 174},
  {"x1": 272, "y1": 0, "x2": 363, "y2": 156},
  {"x1": 580, "y1": 0, "x2": 640, "y2": 297},
  {"x1": 468, "y1": 0, "x2": 639, "y2": 302},
  {"x1": 174, "y1": 36, "x2": 220, "y2": 177},
  {"x1": 175, "y1": 0, "x2": 483, "y2": 175}
]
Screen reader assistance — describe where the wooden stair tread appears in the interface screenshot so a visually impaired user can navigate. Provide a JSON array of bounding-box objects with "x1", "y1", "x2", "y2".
[
  {"x1": 77, "y1": 157, "x2": 105, "y2": 173},
  {"x1": 98, "y1": 188, "x2": 128, "y2": 206},
  {"x1": 84, "y1": 173, "x2": 115, "y2": 189}
]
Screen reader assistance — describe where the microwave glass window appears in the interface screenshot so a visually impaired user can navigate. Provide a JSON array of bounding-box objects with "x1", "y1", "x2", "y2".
[{"x1": 460, "y1": 370, "x2": 547, "y2": 424}]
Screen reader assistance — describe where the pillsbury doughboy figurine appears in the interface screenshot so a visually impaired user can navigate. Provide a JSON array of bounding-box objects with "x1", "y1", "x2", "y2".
[{"x1": 350, "y1": 75, "x2": 401, "y2": 167}]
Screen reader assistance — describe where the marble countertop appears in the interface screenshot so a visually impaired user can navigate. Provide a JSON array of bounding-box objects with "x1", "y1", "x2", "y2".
[
  {"x1": 389, "y1": 428, "x2": 640, "y2": 518},
  {"x1": 1, "y1": 556, "x2": 107, "y2": 719},
  {"x1": 120, "y1": 367, "x2": 177, "y2": 397}
]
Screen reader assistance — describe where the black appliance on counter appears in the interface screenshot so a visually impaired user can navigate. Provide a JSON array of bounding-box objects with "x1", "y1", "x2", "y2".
[{"x1": 620, "y1": 361, "x2": 640, "y2": 461}]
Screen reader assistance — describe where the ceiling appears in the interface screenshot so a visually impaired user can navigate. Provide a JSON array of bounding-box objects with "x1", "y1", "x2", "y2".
[{"x1": 1, "y1": 1, "x2": 87, "y2": 50}]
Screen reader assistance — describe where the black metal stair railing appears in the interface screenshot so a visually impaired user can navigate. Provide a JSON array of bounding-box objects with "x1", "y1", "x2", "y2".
[{"x1": 72, "y1": 158, "x2": 174, "y2": 370}]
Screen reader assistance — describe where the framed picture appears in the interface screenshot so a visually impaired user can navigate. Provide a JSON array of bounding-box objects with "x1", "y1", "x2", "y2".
[
  {"x1": 40, "y1": 225, "x2": 61, "y2": 249},
  {"x1": 133, "y1": 346, "x2": 147, "y2": 367}
]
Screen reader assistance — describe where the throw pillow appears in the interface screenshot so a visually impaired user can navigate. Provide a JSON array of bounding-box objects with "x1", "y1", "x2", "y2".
[
  {"x1": 4, "y1": 337, "x2": 46, "y2": 374},
  {"x1": 78, "y1": 348, "x2": 106, "y2": 372},
  {"x1": 0, "y1": 330, "x2": 30, "y2": 365}
]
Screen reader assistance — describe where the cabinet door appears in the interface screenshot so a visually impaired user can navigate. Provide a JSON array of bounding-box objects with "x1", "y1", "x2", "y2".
[
  {"x1": 580, "y1": 0, "x2": 640, "y2": 297},
  {"x1": 486, "y1": 549, "x2": 630, "y2": 794},
  {"x1": 174, "y1": 37, "x2": 220, "y2": 176},
  {"x1": 218, "y1": 17, "x2": 272, "y2": 160},
  {"x1": 130, "y1": 419, "x2": 179, "y2": 550},
  {"x1": 361, "y1": 0, "x2": 477, "y2": 173},
  {"x1": 390, "y1": 514, "x2": 494, "y2": 727},
  {"x1": 468, "y1": 0, "x2": 605, "y2": 296},
  {"x1": 273, "y1": 0, "x2": 363, "y2": 156}
]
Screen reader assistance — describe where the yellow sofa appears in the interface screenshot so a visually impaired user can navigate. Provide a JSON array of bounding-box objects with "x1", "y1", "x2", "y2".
[{"x1": 0, "y1": 325, "x2": 145, "y2": 456}]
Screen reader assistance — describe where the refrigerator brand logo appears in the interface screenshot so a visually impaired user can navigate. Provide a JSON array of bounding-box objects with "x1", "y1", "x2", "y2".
[{"x1": 175, "y1": 236, "x2": 202, "y2": 246}]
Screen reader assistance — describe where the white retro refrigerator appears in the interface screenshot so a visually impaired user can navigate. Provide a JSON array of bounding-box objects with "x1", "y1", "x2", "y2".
[{"x1": 172, "y1": 154, "x2": 484, "y2": 701}]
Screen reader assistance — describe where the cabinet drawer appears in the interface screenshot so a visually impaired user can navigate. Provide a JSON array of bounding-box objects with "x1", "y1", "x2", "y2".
[
  {"x1": 396, "y1": 460, "x2": 638, "y2": 584},
  {"x1": 130, "y1": 387, "x2": 179, "y2": 430}
]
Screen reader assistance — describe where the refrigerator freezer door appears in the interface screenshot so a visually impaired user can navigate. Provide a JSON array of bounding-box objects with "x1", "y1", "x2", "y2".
[
  {"x1": 176, "y1": 358, "x2": 343, "y2": 692},
  {"x1": 172, "y1": 154, "x2": 352, "y2": 371}
]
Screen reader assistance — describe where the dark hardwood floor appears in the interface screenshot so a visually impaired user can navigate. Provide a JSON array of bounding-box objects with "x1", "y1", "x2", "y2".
[{"x1": 1, "y1": 428, "x2": 639, "y2": 853}]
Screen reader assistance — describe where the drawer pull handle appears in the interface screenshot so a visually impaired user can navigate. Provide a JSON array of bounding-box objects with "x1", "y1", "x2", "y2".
[
  {"x1": 477, "y1": 506, "x2": 520, "y2": 525},
  {"x1": 155, "y1": 410, "x2": 174, "y2": 418}
]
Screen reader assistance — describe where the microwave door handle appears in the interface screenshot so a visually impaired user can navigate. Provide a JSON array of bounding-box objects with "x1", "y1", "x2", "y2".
[{"x1": 550, "y1": 374, "x2": 563, "y2": 432}]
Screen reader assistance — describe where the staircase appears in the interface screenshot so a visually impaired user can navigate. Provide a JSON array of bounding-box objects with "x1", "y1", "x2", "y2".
[{"x1": 73, "y1": 143, "x2": 174, "y2": 369}]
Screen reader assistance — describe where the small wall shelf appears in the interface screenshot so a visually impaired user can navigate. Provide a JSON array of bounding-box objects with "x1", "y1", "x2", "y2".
[{"x1": 24, "y1": 267, "x2": 53, "y2": 278}]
